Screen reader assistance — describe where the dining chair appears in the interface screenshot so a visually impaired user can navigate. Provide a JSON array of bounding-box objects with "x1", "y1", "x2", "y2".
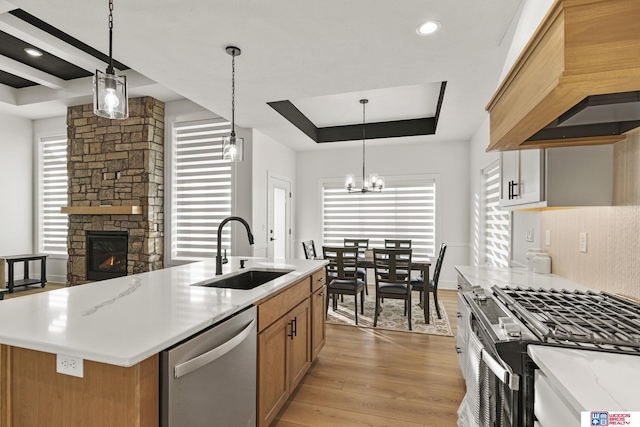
[
  {"x1": 302, "y1": 240, "x2": 318, "y2": 259},
  {"x1": 411, "y1": 243, "x2": 447, "y2": 321},
  {"x1": 384, "y1": 239, "x2": 412, "y2": 249},
  {"x1": 323, "y1": 246, "x2": 366, "y2": 325},
  {"x1": 344, "y1": 238, "x2": 369, "y2": 295},
  {"x1": 372, "y1": 248, "x2": 413, "y2": 330}
]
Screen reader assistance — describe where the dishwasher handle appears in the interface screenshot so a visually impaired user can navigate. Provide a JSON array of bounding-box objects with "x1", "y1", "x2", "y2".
[{"x1": 174, "y1": 318, "x2": 256, "y2": 379}]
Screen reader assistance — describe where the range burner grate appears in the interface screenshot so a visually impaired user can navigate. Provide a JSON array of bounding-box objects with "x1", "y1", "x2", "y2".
[{"x1": 492, "y1": 286, "x2": 640, "y2": 354}]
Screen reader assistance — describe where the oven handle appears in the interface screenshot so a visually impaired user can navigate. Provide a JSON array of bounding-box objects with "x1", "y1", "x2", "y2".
[
  {"x1": 467, "y1": 313, "x2": 520, "y2": 391},
  {"x1": 481, "y1": 349, "x2": 519, "y2": 390}
]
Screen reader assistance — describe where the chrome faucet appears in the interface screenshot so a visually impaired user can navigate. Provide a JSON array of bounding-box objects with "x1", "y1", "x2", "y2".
[{"x1": 216, "y1": 216, "x2": 254, "y2": 275}]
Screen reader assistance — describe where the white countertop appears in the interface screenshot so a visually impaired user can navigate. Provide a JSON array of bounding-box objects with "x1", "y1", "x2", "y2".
[
  {"x1": 0, "y1": 257, "x2": 327, "y2": 367},
  {"x1": 529, "y1": 345, "x2": 640, "y2": 411},
  {"x1": 455, "y1": 265, "x2": 592, "y2": 293}
]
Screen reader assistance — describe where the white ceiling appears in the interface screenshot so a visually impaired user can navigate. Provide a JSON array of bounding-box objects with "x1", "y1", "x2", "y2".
[{"x1": 2, "y1": 0, "x2": 523, "y2": 151}]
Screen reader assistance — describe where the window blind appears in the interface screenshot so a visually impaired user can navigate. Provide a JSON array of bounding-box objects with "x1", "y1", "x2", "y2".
[
  {"x1": 40, "y1": 135, "x2": 68, "y2": 255},
  {"x1": 322, "y1": 178, "x2": 436, "y2": 259},
  {"x1": 172, "y1": 118, "x2": 232, "y2": 260},
  {"x1": 482, "y1": 161, "x2": 510, "y2": 267}
]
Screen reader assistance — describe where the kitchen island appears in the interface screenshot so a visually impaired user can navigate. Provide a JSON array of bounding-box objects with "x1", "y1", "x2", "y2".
[{"x1": 0, "y1": 257, "x2": 328, "y2": 427}]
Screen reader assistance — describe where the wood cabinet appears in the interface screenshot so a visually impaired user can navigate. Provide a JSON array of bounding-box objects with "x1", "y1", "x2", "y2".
[
  {"x1": 310, "y1": 268, "x2": 327, "y2": 360},
  {"x1": 499, "y1": 145, "x2": 613, "y2": 209},
  {"x1": 487, "y1": 0, "x2": 640, "y2": 151},
  {"x1": 256, "y1": 268, "x2": 326, "y2": 427},
  {"x1": 257, "y1": 298, "x2": 310, "y2": 427},
  {"x1": 0, "y1": 346, "x2": 158, "y2": 427}
]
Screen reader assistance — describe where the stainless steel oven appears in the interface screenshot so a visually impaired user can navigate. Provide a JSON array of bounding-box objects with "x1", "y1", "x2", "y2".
[{"x1": 457, "y1": 284, "x2": 640, "y2": 427}]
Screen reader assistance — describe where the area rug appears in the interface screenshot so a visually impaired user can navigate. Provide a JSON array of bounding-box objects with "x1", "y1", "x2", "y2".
[{"x1": 326, "y1": 295, "x2": 453, "y2": 336}]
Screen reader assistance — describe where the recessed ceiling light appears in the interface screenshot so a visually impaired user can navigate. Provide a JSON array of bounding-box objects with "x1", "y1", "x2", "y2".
[
  {"x1": 417, "y1": 21, "x2": 441, "y2": 36},
  {"x1": 24, "y1": 48, "x2": 43, "y2": 57}
]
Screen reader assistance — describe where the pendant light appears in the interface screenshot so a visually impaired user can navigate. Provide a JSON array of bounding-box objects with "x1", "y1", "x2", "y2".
[
  {"x1": 93, "y1": 0, "x2": 128, "y2": 119},
  {"x1": 345, "y1": 99, "x2": 384, "y2": 193},
  {"x1": 222, "y1": 46, "x2": 243, "y2": 162}
]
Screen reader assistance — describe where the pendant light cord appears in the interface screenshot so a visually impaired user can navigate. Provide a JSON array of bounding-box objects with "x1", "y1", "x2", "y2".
[
  {"x1": 231, "y1": 50, "x2": 236, "y2": 137},
  {"x1": 107, "y1": 0, "x2": 114, "y2": 74},
  {"x1": 361, "y1": 99, "x2": 368, "y2": 186}
]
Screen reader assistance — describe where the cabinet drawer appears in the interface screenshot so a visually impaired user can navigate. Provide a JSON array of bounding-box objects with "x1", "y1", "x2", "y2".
[
  {"x1": 257, "y1": 277, "x2": 310, "y2": 332},
  {"x1": 534, "y1": 370, "x2": 580, "y2": 427},
  {"x1": 310, "y1": 268, "x2": 326, "y2": 293}
]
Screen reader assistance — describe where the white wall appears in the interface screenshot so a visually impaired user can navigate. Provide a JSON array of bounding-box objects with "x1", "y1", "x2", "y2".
[
  {"x1": 467, "y1": 0, "x2": 554, "y2": 268},
  {"x1": 499, "y1": 0, "x2": 556, "y2": 82},
  {"x1": 0, "y1": 112, "x2": 33, "y2": 282},
  {"x1": 296, "y1": 139, "x2": 470, "y2": 289},
  {"x1": 251, "y1": 130, "x2": 296, "y2": 258}
]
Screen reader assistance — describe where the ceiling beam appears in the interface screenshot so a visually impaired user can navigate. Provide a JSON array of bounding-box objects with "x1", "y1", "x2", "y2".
[
  {"x1": 0, "y1": 13, "x2": 106, "y2": 73},
  {"x1": 0, "y1": 55, "x2": 66, "y2": 89},
  {"x1": 0, "y1": 82, "x2": 17, "y2": 105}
]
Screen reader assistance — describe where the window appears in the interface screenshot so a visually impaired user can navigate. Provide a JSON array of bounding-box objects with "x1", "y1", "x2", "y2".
[
  {"x1": 482, "y1": 161, "x2": 510, "y2": 267},
  {"x1": 37, "y1": 135, "x2": 68, "y2": 255},
  {"x1": 170, "y1": 118, "x2": 233, "y2": 261},
  {"x1": 322, "y1": 177, "x2": 436, "y2": 259}
]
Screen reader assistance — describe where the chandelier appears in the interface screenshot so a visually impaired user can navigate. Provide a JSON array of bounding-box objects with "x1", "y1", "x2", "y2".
[
  {"x1": 222, "y1": 46, "x2": 243, "y2": 162},
  {"x1": 93, "y1": 0, "x2": 128, "y2": 119},
  {"x1": 345, "y1": 99, "x2": 384, "y2": 193}
]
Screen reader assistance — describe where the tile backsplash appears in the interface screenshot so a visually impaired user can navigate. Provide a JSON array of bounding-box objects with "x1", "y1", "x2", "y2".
[{"x1": 540, "y1": 132, "x2": 640, "y2": 300}]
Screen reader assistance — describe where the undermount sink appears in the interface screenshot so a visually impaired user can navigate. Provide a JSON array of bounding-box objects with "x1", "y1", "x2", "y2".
[{"x1": 198, "y1": 269, "x2": 293, "y2": 290}]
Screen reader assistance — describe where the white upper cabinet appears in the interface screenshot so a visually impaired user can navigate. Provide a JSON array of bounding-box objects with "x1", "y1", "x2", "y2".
[
  {"x1": 499, "y1": 145, "x2": 613, "y2": 210},
  {"x1": 500, "y1": 149, "x2": 544, "y2": 208}
]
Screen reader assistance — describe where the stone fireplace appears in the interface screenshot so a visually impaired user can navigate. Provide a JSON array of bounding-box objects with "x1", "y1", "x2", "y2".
[{"x1": 64, "y1": 97, "x2": 164, "y2": 285}]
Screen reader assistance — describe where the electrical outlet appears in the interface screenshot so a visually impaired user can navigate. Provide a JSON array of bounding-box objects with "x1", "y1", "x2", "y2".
[
  {"x1": 56, "y1": 354, "x2": 84, "y2": 378},
  {"x1": 545, "y1": 230, "x2": 551, "y2": 246},
  {"x1": 579, "y1": 232, "x2": 588, "y2": 253},
  {"x1": 525, "y1": 229, "x2": 534, "y2": 242}
]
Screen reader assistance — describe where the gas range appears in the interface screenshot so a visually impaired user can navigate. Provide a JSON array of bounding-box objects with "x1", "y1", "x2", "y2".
[
  {"x1": 458, "y1": 284, "x2": 640, "y2": 427},
  {"x1": 491, "y1": 286, "x2": 640, "y2": 355}
]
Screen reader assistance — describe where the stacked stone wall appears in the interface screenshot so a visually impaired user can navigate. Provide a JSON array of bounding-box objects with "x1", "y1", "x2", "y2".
[{"x1": 66, "y1": 97, "x2": 164, "y2": 285}]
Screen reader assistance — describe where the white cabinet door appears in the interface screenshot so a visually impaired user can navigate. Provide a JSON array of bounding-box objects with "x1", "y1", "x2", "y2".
[
  {"x1": 499, "y1": 151, "x2": 519, "y2": 207},
  {"x1": 517, "y1": 149, "x2": 543, "y2": 205},
  {"x1": 499, "y1": 150, "x2": 543, "y2": 208}
]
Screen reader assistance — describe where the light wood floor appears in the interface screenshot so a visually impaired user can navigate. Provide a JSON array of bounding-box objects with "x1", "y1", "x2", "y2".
[
  {"x1": 272, "y1": 289, "x2": 464, "y2": 427},
  {"x1": 1, "y1": 282, "x2": 66, "y2": 299}
]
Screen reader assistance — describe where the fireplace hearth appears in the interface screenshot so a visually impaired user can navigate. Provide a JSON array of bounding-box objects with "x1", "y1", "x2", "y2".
[{"x1": 87, "y1": 231, "x2": 128, "y2": 281}]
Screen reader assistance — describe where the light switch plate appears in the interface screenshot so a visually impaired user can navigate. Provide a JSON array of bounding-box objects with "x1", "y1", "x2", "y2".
[
  {"x1": 545, "y1": 230, "x2": 551, "y2": 246},
  {"x1": 579, "y1": 232, "x2": 588, "y2": 253}
]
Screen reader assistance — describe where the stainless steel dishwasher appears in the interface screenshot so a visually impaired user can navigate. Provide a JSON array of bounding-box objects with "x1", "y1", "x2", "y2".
[{"x1": 160, "y1": 305, "x2": 257, "y2": 427}]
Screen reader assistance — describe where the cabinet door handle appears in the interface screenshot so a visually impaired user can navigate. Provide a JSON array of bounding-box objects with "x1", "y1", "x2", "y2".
[
  {"x1": 292, "y1": 317, "x2": 297, "y2": 338},
  {"x1": 319, "y1": 291, "x2": 325, "y2": 296},
  {"x1": 511, "y1": 181, "x2": 519, "y2": 197},
  {"x1": 288, "y1": 319, "x2": 295, "y2": 340},
  {"x1": 456, "y1": 347, "x2": 462, "y2": 354},
  {"x1": 318, "y1": 277, "x2": 325, "y2": 283}
]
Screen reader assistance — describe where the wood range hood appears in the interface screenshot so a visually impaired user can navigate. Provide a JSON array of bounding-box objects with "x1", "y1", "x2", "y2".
[{"x1": 486, "y1": 0, "x2": 640, "y2": 151}]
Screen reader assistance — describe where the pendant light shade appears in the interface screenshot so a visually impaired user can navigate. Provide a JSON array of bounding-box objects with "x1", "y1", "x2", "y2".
[
  {"x1": 345, "y1": 99, "x2": 384, "y2": 193},
  {"x1": 94, "y1": 0, "x2": 128, "y2": 120},
  {"x1": 222, "y1": 46, "x2": 244, "y2": 162}
]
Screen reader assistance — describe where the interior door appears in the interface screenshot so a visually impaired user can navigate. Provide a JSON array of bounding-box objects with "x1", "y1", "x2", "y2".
[{"x1": 267, "y1": 173, "x2": 291, "y2": 259}]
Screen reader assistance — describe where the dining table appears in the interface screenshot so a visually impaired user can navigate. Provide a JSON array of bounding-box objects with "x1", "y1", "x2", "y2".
[{"x1": 358, "y1": 250, "x2": 432, "y2": 323}]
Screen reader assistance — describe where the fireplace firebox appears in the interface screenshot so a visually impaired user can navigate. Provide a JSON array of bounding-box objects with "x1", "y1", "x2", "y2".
[{"x1": 86, "y1": 231, "x2": 128, "y2": 281}]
